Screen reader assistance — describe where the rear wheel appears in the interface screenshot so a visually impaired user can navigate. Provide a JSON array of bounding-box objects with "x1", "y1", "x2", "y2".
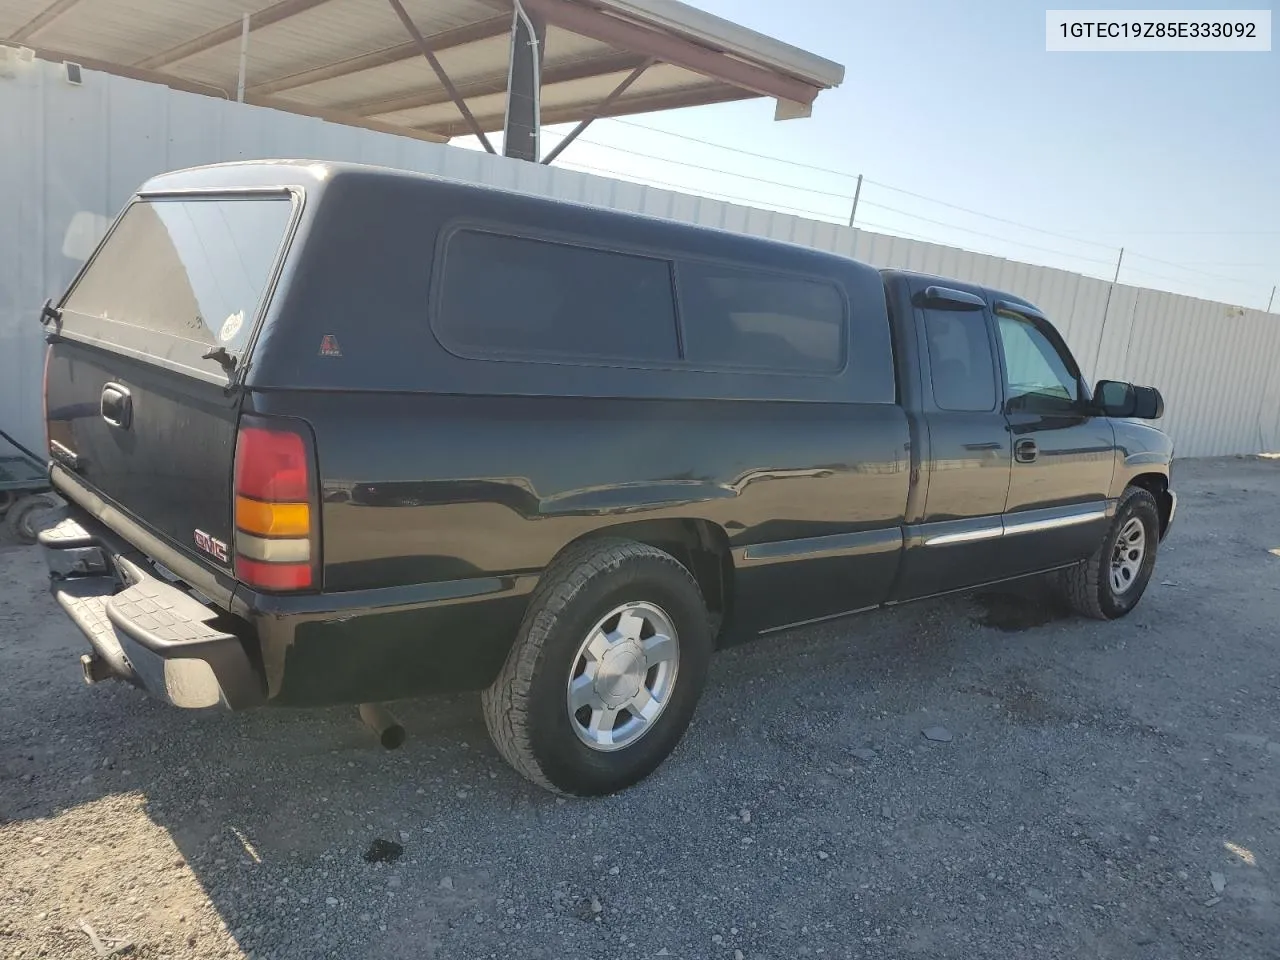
[
  {"x1": 482, "y1": 539, "x2": 713, "y2": 795},
  {"x1": 1059, "y1": 486, "x2": 1160, "y2": 620}
]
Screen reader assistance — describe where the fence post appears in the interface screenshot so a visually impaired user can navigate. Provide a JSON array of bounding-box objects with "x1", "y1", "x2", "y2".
[
  {"x1": 1091, "y1": 247, "x2": 1124, "y2": 377},
  {"x1": 847, "y1": 174, "x2": 862, "y2": 227}
]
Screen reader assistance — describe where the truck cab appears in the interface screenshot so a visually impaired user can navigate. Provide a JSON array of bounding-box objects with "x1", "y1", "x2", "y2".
[{"x1": 880, "y1": 270, "x2": 1174, "y2": 607}]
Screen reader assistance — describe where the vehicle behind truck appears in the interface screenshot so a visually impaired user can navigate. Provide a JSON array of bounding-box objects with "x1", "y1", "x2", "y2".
[{"x1": 37, "y1": 161, "x2": 1174, "y2": 795}]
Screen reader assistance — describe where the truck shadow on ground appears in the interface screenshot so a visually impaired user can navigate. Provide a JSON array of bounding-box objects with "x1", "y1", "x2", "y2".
[{"x1": 970, "y1": 576, "x2": 1073, "y2": 631}]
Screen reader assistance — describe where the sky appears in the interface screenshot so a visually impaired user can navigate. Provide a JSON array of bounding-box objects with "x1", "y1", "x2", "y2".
[{"x1": 452, "y1": 0, "x2": 1280, "y2": 310}]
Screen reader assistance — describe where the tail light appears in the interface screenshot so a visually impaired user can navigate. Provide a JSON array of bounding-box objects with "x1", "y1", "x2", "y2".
[{"x1": 233, "y1": 417, "x2": 319, "y2": 591}]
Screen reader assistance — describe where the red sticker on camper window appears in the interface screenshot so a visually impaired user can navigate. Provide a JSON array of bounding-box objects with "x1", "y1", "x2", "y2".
[{"x1": 319, "y1": 335, "x2": 342, "y2": 357}]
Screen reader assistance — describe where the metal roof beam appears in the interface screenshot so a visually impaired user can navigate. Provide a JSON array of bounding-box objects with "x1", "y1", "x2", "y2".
[
  {"x1": 385, "y1": 0, "x2": 496, "y2": 153},
  {"x1": 135, "y1": 0, "x2": 334, "y2": 70},
  {"x1": 539, "y1": 84, "x2": 753, "y2": 123},
  {"x1": 18, "y1": 46, "x2": 449, "y2": 143},
  {"x1": 519, "y1": 0, "x2": 821, "y2": 108},
  {"x1": 8, "y1": 0, "x2": 86, "y2": 42},
  {"x1": 423, "y1": 84, "x2": 752, "y2": 137},
  {"x1": 246, "y1": 15, "x2": 512, "y2": 98},
  {"x1": 345, "y1": 52, "x2": 648, "y2": 118},
  {"x1": 541, "y1": 57, "x2": 652, "y2": 164}
]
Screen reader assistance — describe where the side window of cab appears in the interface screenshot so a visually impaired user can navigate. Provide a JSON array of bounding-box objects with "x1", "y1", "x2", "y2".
[
  {"x1": 922, "y1": 307, "x2": 997, "y2": 412},
  {"x1": 994, "y1": 312, "x2": 1082, "y2": 415}
]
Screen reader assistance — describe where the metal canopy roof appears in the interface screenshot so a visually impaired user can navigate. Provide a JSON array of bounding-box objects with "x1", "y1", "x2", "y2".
[{"x1": 0, "y1": 0, "x2": 844, "y2": 153}]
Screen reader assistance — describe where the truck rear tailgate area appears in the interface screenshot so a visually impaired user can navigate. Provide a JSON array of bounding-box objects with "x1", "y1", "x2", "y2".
[{"x1": 39, "y1": 504, "x2": 265, "y2": 709}]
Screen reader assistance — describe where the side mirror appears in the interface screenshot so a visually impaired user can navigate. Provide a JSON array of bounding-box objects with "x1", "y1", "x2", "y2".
[
  {"x1": 1093, "y1": 379, "x2": 1136, "y2": 417},
  {"x1": 1093, "y1": 380, "x2": 1165, "y2": 419},
  {"x1": 1132, "y1": 385, "x2": 1164, "y2": 420}
]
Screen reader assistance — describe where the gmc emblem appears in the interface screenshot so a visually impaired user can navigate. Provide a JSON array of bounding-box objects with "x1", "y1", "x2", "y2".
[{"x1": 194, "y1": 529, "x2": 229, "y2": 563}]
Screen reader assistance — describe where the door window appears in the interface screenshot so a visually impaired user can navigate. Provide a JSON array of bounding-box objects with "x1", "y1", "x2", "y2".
[{"x1": 996, "y1": 315, "x2": 1080, "y2": 413}]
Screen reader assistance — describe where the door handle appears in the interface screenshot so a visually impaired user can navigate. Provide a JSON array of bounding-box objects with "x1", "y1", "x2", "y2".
[
  {"x1": 100, "y1": 383, "x2": 132, "y2": 430},
  {"x1": 1014, "y1": 439, "x2": 1038, "y2": 463}
]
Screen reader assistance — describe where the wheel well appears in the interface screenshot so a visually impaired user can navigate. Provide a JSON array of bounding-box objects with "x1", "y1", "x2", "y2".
[
  {"x1": 1128, "y1": 472, "x2": 1171, "y2": 534},
  {"x1": 567, "y1": 519, "x2": 734, "y2": 640}
]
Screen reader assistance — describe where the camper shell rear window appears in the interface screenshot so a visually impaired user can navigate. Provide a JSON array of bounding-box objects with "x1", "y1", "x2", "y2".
[{"x1": 60, "y1": 194, "x2": 296, "y2": 380}]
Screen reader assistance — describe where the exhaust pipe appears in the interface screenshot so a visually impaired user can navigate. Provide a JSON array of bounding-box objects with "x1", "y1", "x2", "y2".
[
  {"x1": 358, "y1": 703, "x2": 406, "y2": 750},
  {"x1": 80, "y1": 653, "x2": 115, "y2": 685}
]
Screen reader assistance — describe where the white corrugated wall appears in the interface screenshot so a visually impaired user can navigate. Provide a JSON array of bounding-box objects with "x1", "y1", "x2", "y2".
[{"x1": 1, "y1": 58, "x2": 1275, "y2": 457}]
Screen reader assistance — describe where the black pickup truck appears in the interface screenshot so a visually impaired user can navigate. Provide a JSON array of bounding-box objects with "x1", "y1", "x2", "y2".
[{"x1": 36, "y1": 161, "x2": 1174, "y2": 795}]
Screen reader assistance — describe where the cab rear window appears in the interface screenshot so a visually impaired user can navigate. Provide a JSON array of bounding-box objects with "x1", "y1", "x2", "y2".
[{"x1": 61, "y1": 196, "x2": 294, "y2": 378}]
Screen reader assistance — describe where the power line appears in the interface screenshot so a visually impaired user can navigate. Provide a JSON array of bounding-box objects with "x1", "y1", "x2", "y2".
[
  {"x1": 577, "y1": 120, "x2": 1274, "y2": 282},
  {"x1": 849, "y1": 219, "x2": 967, "y2": 246},
  {"x1": 563, "y1": 147, "x2": 1112, "y2": 266},
  {"x1": 853, "y1": 218, "x2": 1107, "y2": 274},
  {"x1": 548, "y1": 130, "x2": 1271, "y2": 301},
  {"x1": 1122, "y1": 264, "x2": 1260, "y2": 298},
  {"x1": 575, "y1": 136, "x2": 856, "y2": 201},
  {"x1": 1174, "y1": 262, "x2": 1275, "y2": 268},
  {"x1": 1125, "y1": 250, "x2": 1256, "y2": 284},
  {"x1": 587, "y1": 120, "x2": 1117, "y2": 250},
  {"x1": 597, "y1": 117, "x2": 863, "y2": 179},
  {"x1": 573, "y1": 132, "x2": 1122, "y2": 258},
  {"x1": 561, "y1": 160, "x2": 936, "y2": 245},
  {"x1": 857, "y1": 198, "x2": 1115, "y2": 265},
  {"x1": 1121, "y1": 263, "x2": 1204, "y2": 286},
  {"x1": 859, "y1": 178, "x2": 1116, "y2": 250},
  {"x1": 1078, "y1": 229, "x2": 1280, "y2": 236},
  {"x1": 557, "y1": 159, "x2": 846, "y2": 222},
  {"x1": 560, "y1": 159, "x2": 1112, "y2": 273}
]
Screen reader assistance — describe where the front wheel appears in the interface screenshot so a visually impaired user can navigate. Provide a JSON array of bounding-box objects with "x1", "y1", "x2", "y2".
[
  {"x1": 482, "y1": 539, "x2": 713, "y2": 795},
  {"x1": 1058, "y1": 486, "x2": 1160, "y2": 620}
]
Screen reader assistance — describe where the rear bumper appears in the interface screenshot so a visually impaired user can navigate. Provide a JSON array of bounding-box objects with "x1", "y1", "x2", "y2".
[
  {"x1": 37, "y1": 498, "x2": 535, "y2": 708},
  {"x1": 38, "y1": 507, "x2": 266, "y2": 709}
]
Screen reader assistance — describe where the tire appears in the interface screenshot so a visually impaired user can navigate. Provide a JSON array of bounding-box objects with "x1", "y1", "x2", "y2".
[
  {"x1": 5, "y1": 494, "x2": 58, "y2": 545},
  {"x1": 482, "y1": 538, "x2": 713, "y2": 796},
  {"x1": 1059, "y1": 486, "x2": 1160, "y2": 620}
]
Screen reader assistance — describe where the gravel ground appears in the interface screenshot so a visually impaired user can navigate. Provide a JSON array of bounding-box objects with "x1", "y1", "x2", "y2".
[{"x1": 1, "y1": 456, "x2": 1278, "y2": 960}]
